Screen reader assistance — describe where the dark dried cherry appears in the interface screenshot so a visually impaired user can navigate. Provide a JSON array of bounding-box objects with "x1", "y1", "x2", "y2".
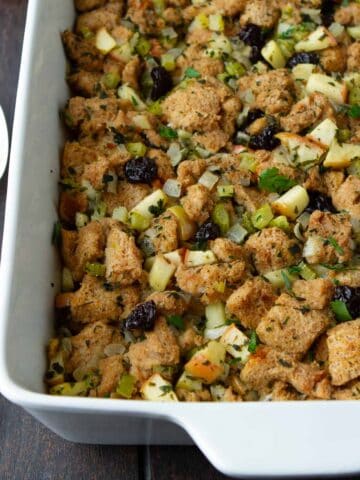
[
  {"x1": 124, "y1": 301, "x2": 157, "y2": 331},
  {"x1": 286, "y1": 52, "x2": 320, "y2": 68},
  {"x1": 333, "y1": 286, "x2": 360, "y2": 319},
  {"x1": 239, "y1": 24, "x2": 264, "y2": 47},
  {"x1": 124, "y1": 157, "x2": 157, "y2": 184},
  {"x1": 195, "y1": 221, "x2": 221, "y2": 243},
  {"x1": 306, "y1": 191, "x2": 336, "y2": 213},
  {"x1": 150, "y1": 66, "x2": 173, "y2": 100},
  {"x1": 321, "y1": 0, "x2": 335, "y2": 27},
  {"x1": 249, "y1": 125, "x2": 280, "y2": 150}
]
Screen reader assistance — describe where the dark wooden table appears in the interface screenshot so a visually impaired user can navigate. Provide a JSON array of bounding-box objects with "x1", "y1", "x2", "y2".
[{"x1": 0, "y1": 1, "x2": 228, "y2": 479}]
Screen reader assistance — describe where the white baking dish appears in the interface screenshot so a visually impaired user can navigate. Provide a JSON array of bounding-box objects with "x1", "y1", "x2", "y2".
[{"x1": 1, "y1": 0, "x2": 360, "y2": 476}]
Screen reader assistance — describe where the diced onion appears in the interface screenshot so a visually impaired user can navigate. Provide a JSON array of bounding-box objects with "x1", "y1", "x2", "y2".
[
  {"x1": 163, "y1": 179, "x2": 182, "y2": 198},
  {"x1": 104, "y1": 343, "x2": 126, "y2": 357},
  {"x1": 204, "y1": 325, "x2": 229, "y2": 341},
  {"x1": 303, "y1": 236, "x2": 323, "y2": 262},
  {"x1": 328, "y1": 22, "x2": 344, "y2": 38},
  {"x1": 112, "y1": 206, "x2": 129, "y2": 223},
  {"x1": 167, "y1": 142, "x2": 182, "y2": 166},
  {"x1": 198, "y1": 170, "x2": 219, "y2": 190},
  {"x1": 226, "y1": 223, "x2": 248, "y2": 244}
]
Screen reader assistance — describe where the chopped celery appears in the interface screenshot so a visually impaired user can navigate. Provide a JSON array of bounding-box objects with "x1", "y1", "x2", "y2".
[
  {"x1": 62, "y1": 267, "x2": 74, "y2": 292},
  {"x1": 269, "y1": 215, "x2": 290, "y2": 232},
  {"x1": 148, "y1": 101, "x2": 163, "y2": 116},
  {"x1": 241, "y1": 211, "x2": 256, "y2": 233},
  {"x1": 116, "y1": 374, "x2": 136, "y2": 399},
  {"x1": 161, "y1": 53, "x2": 176, "y2": 71},
  {"x1": 331, "y1": 300, "x2": 352, "y2": 322},
  {"x1": 239, "y1": 152, "x2": 257, "y2": 172},
  {"x1": 126, "y1": 142, "x2": 147, "y2": 157},
  {"x1": 251, "y1": 204, "x2": 274, "y2": 230},
  {"x1": 298, "y1": 261, "x2": 317, "y2": 281},
  {"x1": 277, "y1": 38, "x2": 295, "y2": 58},
  {"x1": 129, "y1": 211, "x2": 151, "y2": 231},
  {"x1": 217, "y1": 185, "x2": 234, "y2": 199},
  {"x1": 85, "y1": 262, "x2": 106, "y2": 277},
  {"x1": 349, "y1": 86, "x2": 360, "y2": 106},
  {"x1": 176, "y1": 372, "x2": 202, "y2": 392},
  {"x1": 212, "y1": 203, "x2": 231, "y2": 234},
  {"x1": 102, "y1": 72, "x2": 120, "y2": 89},
  {"x1": 225, "y1": 61, "x2": 245, "y2": 77},
  {"x1": 91, "y1": 201, "x2": 106, "y2": 221},
  {"x1": 135, "y1": 37, "x2": 151, "y2": 56},
  {"x1": 347, "y1": 158, "x2": 360, "y2": 178},
  {"x1": 50, "y1": 380, "x2": 89, "y2": 396},
  {"x1": 80, "y1": 27, "x2": 93, "y2": 40}
]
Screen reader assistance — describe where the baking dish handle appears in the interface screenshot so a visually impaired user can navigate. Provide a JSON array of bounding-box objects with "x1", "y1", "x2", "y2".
[{"x1": 173, "y1": 403, "x2": 360, "y2": 477}]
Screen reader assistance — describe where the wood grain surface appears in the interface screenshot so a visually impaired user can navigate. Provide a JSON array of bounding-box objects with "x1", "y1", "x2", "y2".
[{"x1": 0, "y1": 1, "x2": 227, "y2": 478}]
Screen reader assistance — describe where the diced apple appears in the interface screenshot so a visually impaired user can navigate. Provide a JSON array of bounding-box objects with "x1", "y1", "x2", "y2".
[
  {"x1": 348, "y1": 26, "x2": 360, "y2": 40},
  {"x1": 307, "y1": 118, "x2": 337, "y2": 147},
  {"x1": 276, "y1": 132, "x2": 326, "y2": 169},
  {"x1": 167, "y1": 205, "x2": 196, "y2": 241},
  {"x1": 130, "y1": 189, "x2": 168, "y2": 220},
  {"x1": 95, "y1": 27, "x2": 117, "y2": 54},
  {"x1": 205, "y1": 302, "x2": 226, "y2": 329},
  {"x1": 220, "y1": 324, "x2": 249, "y2": 359},
  {"x1": 263, "y1": 268, "x2": 298, "y2": 288},
  {"x1": 176, "y1": 372, "x2": 203, "y2": 392},
  {"x1": 164, "y1": 249, "x2": 184, "y2": 266},
  {"x1": 261, "y1": 40, "x2": 286, "y2": 69},
  {"x1": 117, "y1": 84, "x2": 147, "y2": 111},
  {"x1": 306, "y1": 73, "x2": 347, "y2": 104},
  {"x1": 323, "y1": 140, "x2": 360, "y2": 169},
  {"x1": 292, "y1": 63, "x2": 315, "y2": 82},
  {"x1": 184, "y1": 249, "x2": 217, "y2": 267},
  {"x1": 149, "y1": 255, "x2": 176, "y2": 291},
  {"x1": 272, "y1": 185, "x2": 310, "y2": 220},
  {"x1": 185, "y1": 341, "x2": 226, "y2": 384},
  {"x1": 141, "y1": 374, "x2": 178, "y2": 401},
  {"x1": 295, "y1": 26, "x2": 336, "y2": 52}
]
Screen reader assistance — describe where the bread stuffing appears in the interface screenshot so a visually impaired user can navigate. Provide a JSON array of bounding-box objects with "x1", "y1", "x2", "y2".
[{"x1": 47, "y1": 0, "x2": 360, "y2": 401}]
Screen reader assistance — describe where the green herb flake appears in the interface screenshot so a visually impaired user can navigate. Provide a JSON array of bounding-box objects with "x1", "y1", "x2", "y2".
[
  {"x1": 167, "y1": 314, "x2": 185, "y2": 330},
  {"x1": 248, "y1": 330, "x2": 258, "y2": 353},
  {"x1": 325, "y1": 236, "x2": 344, "y2": 255},
  {"x1": 184, "y1": 67, "x2": 201, "y2": 79},
  {"x1": 331, "y1": 300, "x2": 352, "y2": 322},
  {"x1": 148, "y1": 199, "x2": 165, "y2": 216},
  {"x1": 281, "y1": 270, "x2": 292, "y2": 292},
  {"x1": 158, "y1": 125, "x2": 178, "y2": 140},
  {"x1": 159, "y1": 384, "x2": 173, "y2": 396},
  {"x1": 348, "y1": 105, "x2": 360, "y2": 119},
  {"x1": 258, "y1": 168, "x2": 297, "y2": 194}
]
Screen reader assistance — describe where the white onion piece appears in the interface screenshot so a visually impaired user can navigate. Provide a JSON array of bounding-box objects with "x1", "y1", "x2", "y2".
[
  {"x1": 294, "y1": 222, "x2": 305, "y2": 242},
  {"x1": 163, "y1": 179, "x2": 182, "y2": 198},
  {"x1": 167, "y1": 142, "x2": 182, "y2": 166},
  {"x1": 104, "y1": 343, "x2": 126, "y2": 357},
  {"x1": 204, "y1": 325, "x2": 229, "y2": 340},
  {"x1": 198, "y1": 170, "x2": 219, "y2": 190},
  {"x1": 226, "y1": 223, "x2": 248, "y2": 244},
  {"x1": 303, "y1": 236, "x2": 323, "y2": 262},
  {"x1": 329, "y1": 22, "x2": 345, "y2": 38}
]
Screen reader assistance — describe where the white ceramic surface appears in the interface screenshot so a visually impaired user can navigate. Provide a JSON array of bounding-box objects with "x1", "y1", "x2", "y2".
[
  {"x1": 1, "y1": 1, "x2": 360, "y2": 477},
  {"x1": 0, "y1": 105, "x2": 9, "y2": 179}
]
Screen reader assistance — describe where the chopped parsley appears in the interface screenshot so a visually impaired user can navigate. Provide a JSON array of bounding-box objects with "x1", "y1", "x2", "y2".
[
  {"x1": 148, "y1": 199, "x2": 165, "y2": 216},
  {"x1": 167, "y1": 314, "x2": 185, "y2": 330},
  {"x1": 325, "y1": 236, "x2": 344, "y2": 255},
  {"x1": 258, "y1": 168, "x2": 296, "y2": 194},
  {"x1": 184, "y1": 67, "x2": 201, "y2": 79},
  {"x1": 159, "y1": 385, "x2": 173, "y2": 396},
  {"x1": 158, "y1": 125, "x2": 178, "y2": 140},
  {"x1": 348, "y1": 105, "x2": 360, "y2": 119}
]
